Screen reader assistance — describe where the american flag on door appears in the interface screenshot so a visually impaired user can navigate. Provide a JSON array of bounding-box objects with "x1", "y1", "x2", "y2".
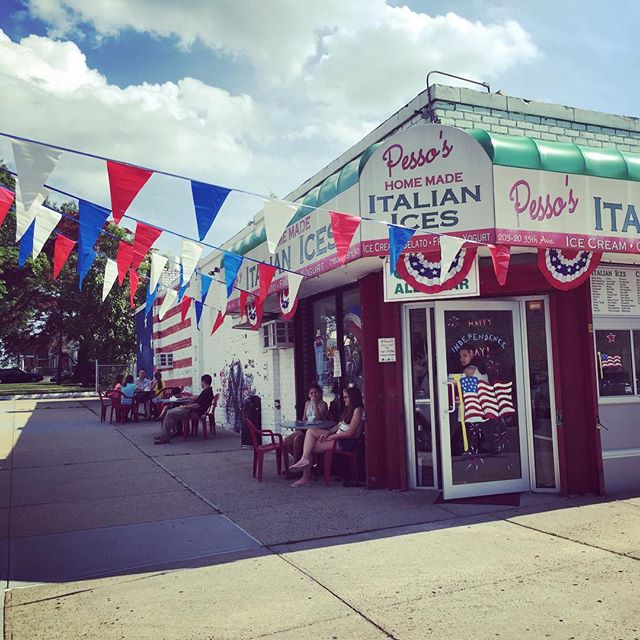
[{"x1": 459, "y1": 376, "x2": 515, "y2": 421}]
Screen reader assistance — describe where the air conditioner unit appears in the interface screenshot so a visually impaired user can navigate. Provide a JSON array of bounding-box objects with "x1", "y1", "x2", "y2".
[
  {"x1": 260, "y1": 320, "x2": 294, "y2": 350},
  {"x1": 154, "y1": 353, "x2": 174, "y2": 368}
]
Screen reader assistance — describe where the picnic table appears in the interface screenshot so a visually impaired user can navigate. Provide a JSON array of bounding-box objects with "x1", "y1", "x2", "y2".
[{"x1": 280, "y1": 420, "x2": 334, "y2": 431}]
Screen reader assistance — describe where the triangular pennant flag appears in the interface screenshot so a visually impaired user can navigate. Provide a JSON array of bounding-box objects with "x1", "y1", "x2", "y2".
[
  {"x1": 239, "y1": 290, "x2": 248, "y2": 320},
  {"x1": 200, "y1": 273, "x2": 213, "y2": 304},
  {"x1": 15, "y1": 190, "x2": 47, "y2": 241},
  {"x1": 0, "y1": 186, "x2": 14, "y2": 228},
  {"x1": 439, "y1": 235, "x2": 465, "y2": 284},
  {"x1": 209, "y1": 279, "x2": 228, "y2": 314},
  {"x1": 78, "y1": 200, "x2": 109, "y2": 266},
  {"x1": 286, "y1": 272, "x2": 304, "y2": 307},
  {"x1": 211, "y1": 310, "x2": 225, "y2": 336},
  {"x1": 78, "y1": 249, "x2": 96, "y2": 290},
  {"x1": 12, "y1": 140, "x2": 61, "y2": 215},
  {"x1": 177, "y1": 264, "x2": 189, "y2": 302},
  {"x1": 145, "y1": 283, "x2": 158, "y2": 317},
  {"x1": 388, "y1": 225, "x2": 415, "y2": 274},
  {"x1": 488, "y1": 245, "x2": 511, "y2": 286},
  {"x1": 128, "y1": 269, "x2": 140, "y2": 308},
  {"x1": 31, "y1": 206, "x2": 62, "y2": 259},
  {"x1": 52, "y1": 234, "x2": 75, "y2": 279},
  {"x1": 194, "y1": 300, "x2": 204, "y2": 329},
  {"x1": 116, "y1": 241, "x2": 134, "y2": 286},
  {"x1": 258, "y1": 263, "x2": 278, "y2": 301},
  {"x1": 149, "y1": 252, "x2": 168, "y2": 292},
  {"x1": 223, "y1": 251, "x2": 243, "y2": 296},
  {"x1": 131, "y1": 221, "x2": 162, "y2": 270},
  {"x1": 18, "y1": 218, "x2": 35, "y2": 267},
  {"x1": 263, "y1": 198, "x2": 297, "y2": 254},
  {"x1": 180, "y1": 239, "x2": 203, "y2": 286},
  {"x1": 191, "y1": 181, "x2": 231, "y2": 241},
  {"x1": 102, "y1": 258, "x2": 118, "y2": 301},
  {"x1": 329, "y1": 211, "x2": 361, "y2": 265},
  {"x1": 106, "y1": 160, "x2": 153, "y2": 224},
  {"x1": 180, "y1": 295, "x2": 193, "y2": 323},
  {"x1": 158, "y1": 288, "x2": 178, "y2": 320}
]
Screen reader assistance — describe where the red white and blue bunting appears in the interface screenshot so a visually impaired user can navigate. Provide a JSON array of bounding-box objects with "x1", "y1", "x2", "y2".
[
  {"x1": 246, "y1": 293, "x2": 263, "y2": 330},
  {"x1": 537, "y1": 248, "x2": 602, "y2": 291},
  {"x1": 396, "y1": 246, "x2": 477, "y2": 294}
]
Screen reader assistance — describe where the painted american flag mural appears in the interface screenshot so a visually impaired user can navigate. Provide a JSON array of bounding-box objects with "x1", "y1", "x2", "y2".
[{"x1": 459, "y1": 376, "x2": 516, "y2": 422}]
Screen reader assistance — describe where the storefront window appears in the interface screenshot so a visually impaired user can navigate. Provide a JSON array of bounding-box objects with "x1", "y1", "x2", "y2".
[
  {"x1": 595, "y1": 330, "x2": 634, "y2": 397},
  {"x1": 312, "y1": 295, "x2": 337, "y2": 391},
  {"x1": 342, "y1": 289, "x2": 363, "y2": 392}
]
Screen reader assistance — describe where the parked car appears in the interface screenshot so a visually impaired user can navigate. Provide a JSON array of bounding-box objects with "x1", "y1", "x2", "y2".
[{"x1": 0, "y1": 368, "x2": 45, "y2": 383}]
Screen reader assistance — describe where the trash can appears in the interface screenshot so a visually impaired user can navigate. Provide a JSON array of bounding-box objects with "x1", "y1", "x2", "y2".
[{"x1": 241, "y1": 395, "x2": 262, "y2": 447}]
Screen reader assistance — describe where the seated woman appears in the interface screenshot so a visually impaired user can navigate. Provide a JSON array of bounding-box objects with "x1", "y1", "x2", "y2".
[
  {"x1": 149, "y1": 371, "x2": 164, "y2": 419},
  {"x1": 284, "y1": 384, "x2": 328, "y2": 469},
  {"x1": 289, "y1": 386, "x2": 365, "y2": 487},
  {"x1": 120, "y1": 375, "x2": 136, "y2": 421}
]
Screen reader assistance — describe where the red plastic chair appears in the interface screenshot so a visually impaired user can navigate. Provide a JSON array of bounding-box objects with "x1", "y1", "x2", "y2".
[
  {"x1": 108, "y1": 390, "x2": 126, "y2": 424},
  {"x1": 244, "y1": 418, "x2": 287, "y2": 481},
  {"x1": 322, "y1": 426, "x2": 365, "y2": 487},
  {"x1": 182, "y1": 393, "x2": 221, "y2": 440},
  {"x1": 97, "y1": 388, "x2": 111, "y2": 422}
]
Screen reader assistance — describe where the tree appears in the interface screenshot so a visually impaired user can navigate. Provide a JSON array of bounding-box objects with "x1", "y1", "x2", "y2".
[{"x1": 0, "y1": 162, "x2": 148, "y2": 384}]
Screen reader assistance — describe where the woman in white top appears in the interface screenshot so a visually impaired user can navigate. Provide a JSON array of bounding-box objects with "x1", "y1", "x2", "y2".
[
  {"x1": 290, "y1": 386, "x2": 365, "y2": 487},
  {"x1": 284, "y1": 384, "x2": 328, "y2": 465}
]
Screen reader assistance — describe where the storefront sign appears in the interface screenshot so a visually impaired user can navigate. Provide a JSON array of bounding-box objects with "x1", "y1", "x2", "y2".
[
  {"x1": 359, "y1": 125, "x2": 496, "y2": 254},
  {"x1": 591, "y1": 265, "x2": 640, "y2": 316},
  {"x1": 378, "y1": 338, "x2": 396, "y2": 362},
  {"x1": 494, "y1": 166, "x2": 640, "y2": 255},
  {"x1": 382, "y1": 256, "x2": 479, "y2": 302}
]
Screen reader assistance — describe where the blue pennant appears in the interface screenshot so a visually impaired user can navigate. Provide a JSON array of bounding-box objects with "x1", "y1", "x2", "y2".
[
  {"x1": 388, "y1": 225, "x2": 416, "y2": 274},
  {"x1": 200, "y1": 273, "x2": 213, "y2": 303},
  {"x1": 78, "y1": 248, "x2": 96, "y2": 290},
  {"x1": 78, "y1": 200, "x2": 109, "y2": 263},
  {"x1": 194, "y1": 300, "x2": 204, "y2": 329},
  {"x1": 224, "y1": 252, "x2": 243, "y2": 297},
  {"x1": 145, "y1": 283, "x2": 159, "y2": 317},
  {"x1": 18, "y1": 219, "x2": 36, "y2": 267},
  {"x1": 191, "y1": 181, "x2": 231, "y2": 241},
  {"x1": 177, "y1": 263, "x2": 189, "y2": 302}
]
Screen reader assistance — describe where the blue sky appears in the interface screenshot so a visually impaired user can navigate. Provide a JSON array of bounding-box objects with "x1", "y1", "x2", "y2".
[{"x1": 0, "y1": 0, "x2": 638, "y2": 256}]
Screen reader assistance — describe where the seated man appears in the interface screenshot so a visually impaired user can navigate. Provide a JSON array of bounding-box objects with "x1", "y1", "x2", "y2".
[
  {"x1": 134, "y1": 369, "x2": 153, "y2": 419},
  {"x1": 154, "y1": 375, "x2": 213, "y2": 444}
]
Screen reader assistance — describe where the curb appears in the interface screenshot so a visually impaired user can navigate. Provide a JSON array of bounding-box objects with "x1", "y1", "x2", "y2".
[{"x1": 0, "y1": 392, "x2": 98, "y2": 400}]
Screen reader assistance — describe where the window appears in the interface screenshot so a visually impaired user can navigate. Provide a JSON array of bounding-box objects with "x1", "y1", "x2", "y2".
[
  {"x1": 261, "y1": 321, "x2": 294, "y2": 349},
  {"x1": 154, "y1": 353, "x2": 173, "y2": 369},
  {"x1": 595, "y1": 329, "x2": 634, "y2": 397}
]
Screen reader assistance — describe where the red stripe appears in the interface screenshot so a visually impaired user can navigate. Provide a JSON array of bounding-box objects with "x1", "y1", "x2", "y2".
[
  {"x1": 155, "y1": 338, "x2": 192, "y2": 353},
  {"x1": 172, "y1": 357, "x2": 192, "y2": 369},
  {"x1": 161, "y1": 376, "x2": 193, "y2": 388},
  {"x1": 153, "y1": 318, "x2": 192, "y2": 340}
]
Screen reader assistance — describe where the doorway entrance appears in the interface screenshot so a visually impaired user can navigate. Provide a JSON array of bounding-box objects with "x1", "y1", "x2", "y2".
[{"x1": 402, "y1": 297, "x2": 559, "y2": 499}]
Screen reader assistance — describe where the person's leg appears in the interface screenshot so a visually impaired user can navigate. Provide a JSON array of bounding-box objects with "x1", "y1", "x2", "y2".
[
  {"x1": 291, "y1": 439, "x2": 334, "y2": 486},
  {"x1": 292, "y1": 431, "x2": 305, "y2": 461},
  {"x1": 290, "y1": 428, "x2": 324, "y2": 468},
  {"x1": 158, "y1": 407, "x2": 189, "y2": 440}
]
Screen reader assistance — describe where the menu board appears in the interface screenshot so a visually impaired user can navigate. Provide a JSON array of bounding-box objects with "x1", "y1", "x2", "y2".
[{"x1": 591, "y1": 266, "x2": 640, "y2": 316}]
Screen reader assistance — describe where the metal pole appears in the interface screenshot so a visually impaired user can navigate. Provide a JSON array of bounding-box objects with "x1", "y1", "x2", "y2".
[{"x1": 95, "y1": 360, "x2": 99, "y2": 393}]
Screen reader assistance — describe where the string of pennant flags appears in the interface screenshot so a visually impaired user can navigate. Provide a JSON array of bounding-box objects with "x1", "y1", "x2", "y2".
[{"x1": 0, "y1": 130, "x2": 597, "y2": 334}]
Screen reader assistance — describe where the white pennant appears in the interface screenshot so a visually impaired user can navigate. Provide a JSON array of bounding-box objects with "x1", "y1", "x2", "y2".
[
  {"x1": 439, "y1": 235, "x2": 465, "y2": 284},
  {"x1": 12, "y1": 140, "x2": 62, "y2": 222},
  {"x1": 158, "y1": 288, "x2": 178, "y2": 320},
  {"x1": 31, "y1": 205, "x2": 62, "y2": 259},
  {"x1": 207, "y1": 279, "x2": 228, "y2": 313},
  {"x1": 180, "y1": 239, "x2": 203, "y2": 286},
  {"x1": 263, "y1": 198, "x2": 297, "y2": 254},
  {"x1": 15, "y1": 190, "x2": 48, "y2": 241},
  {"x1": 286, "y1": 272, "x2": 304, "y2": 306},
  {"x1": 102, "y1": 258, "x2": 118, "y2": 301},
  {"x1": 149, "y1": 253, "x2": 168, "y2": 292}
]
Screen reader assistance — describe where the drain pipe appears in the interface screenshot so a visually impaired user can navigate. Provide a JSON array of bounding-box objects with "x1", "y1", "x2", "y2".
[{"x1": 423, "y1": 71, "x2": 491, "y2": 123}]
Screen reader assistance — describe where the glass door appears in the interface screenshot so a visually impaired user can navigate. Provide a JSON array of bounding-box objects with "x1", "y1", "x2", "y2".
[{"x1": 435, "y1": 300, "x2": 530, "y2": 499}]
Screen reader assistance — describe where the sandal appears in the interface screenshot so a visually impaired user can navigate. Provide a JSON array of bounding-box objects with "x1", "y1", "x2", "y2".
[{"x1": 289, "y1": 457, "x2": 311, "y2": 469}]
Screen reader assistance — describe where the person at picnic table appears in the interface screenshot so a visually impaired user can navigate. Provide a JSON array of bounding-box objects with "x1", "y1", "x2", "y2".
[
  {"x1": 289, "y1": 386, "x2": 365, "y2": 487},
  {"x1": 149, "y1": 371, "x2": 164, "y2": 418},
  {"x1": 154, "y1": 374, "x2": 213, "y2": 444},
  {"x1": 112, "y1": 374, "x2": 123, "y2": 392},
  {"x1": 120, "y1": 374, "x2": 136, "y2": 419},
  {"x1": 156, "y1": 386, "x2": 183, "y2": 421},
  {"x1": 284, "y1": 384, "x2": 328, "y2": 467},
  {"x1": 134, "y1": 369, "x2": 153, "y2": 418}
]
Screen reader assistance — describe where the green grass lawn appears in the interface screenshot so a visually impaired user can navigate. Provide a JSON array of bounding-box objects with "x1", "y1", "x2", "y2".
[{"x1": 0, "y1": 382, "x2": 89, "y2": 396}]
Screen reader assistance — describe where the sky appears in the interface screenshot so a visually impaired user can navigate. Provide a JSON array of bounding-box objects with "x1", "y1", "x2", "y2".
[{"x1": 0, "y1": 0, "x2": 638, "y2": 256}]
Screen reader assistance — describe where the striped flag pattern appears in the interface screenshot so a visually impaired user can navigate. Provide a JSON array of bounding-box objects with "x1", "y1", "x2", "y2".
[
  {"x1": 600, "y1": 353, "x2": 622, "y2": 369},
  {"x1": 459, "y1": 376, "x2": 515, "y2": 421}
]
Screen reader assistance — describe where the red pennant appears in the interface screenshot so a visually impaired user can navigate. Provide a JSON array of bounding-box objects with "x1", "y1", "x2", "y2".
[
  {"x1": 128, "y1": 269, "x2": 139, "y2": 308},
  {"x1": 106, "y1": 160, "x2": 153, "y2": 224},
  {"x1": 180, "y1": 295, "x2": 192, "y2": 323},
  {"x1": 52, "y1": 234, "x2": 76, "y2": 279},
  {"x1": 239, "y1": 290, "x2": 248, "y2": 320},
  {"x1": 211, "y1": 310, "x2": 225, "y2": 336},
  {"x1": 116, "y1": 241, "x2": 134, "y2": 286},
  {"x1": 131, "y1": 221, "x2": 162, "y2": 270},
  {"x1": 258, "y1": 263, "x2": 277, "y2": 301},
  {"x1": 488, "y1": 245, "x2": 511, "y2": 286},
  {"x1": 0, "y1": 186, "x2": 14, "y2": 228},
  {"x1": 329, "y1": 211, "x2": 360, "y2": 265}
]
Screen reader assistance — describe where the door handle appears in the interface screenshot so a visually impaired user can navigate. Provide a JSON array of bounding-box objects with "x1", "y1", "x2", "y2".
[{"x1": 446, "y1": 380, "x2": 456, "y2": 413}]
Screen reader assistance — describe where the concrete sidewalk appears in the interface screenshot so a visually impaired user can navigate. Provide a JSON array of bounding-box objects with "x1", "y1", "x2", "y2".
[{"x1": 0, "y1": 398, "x2": 638, "y2": 639}]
